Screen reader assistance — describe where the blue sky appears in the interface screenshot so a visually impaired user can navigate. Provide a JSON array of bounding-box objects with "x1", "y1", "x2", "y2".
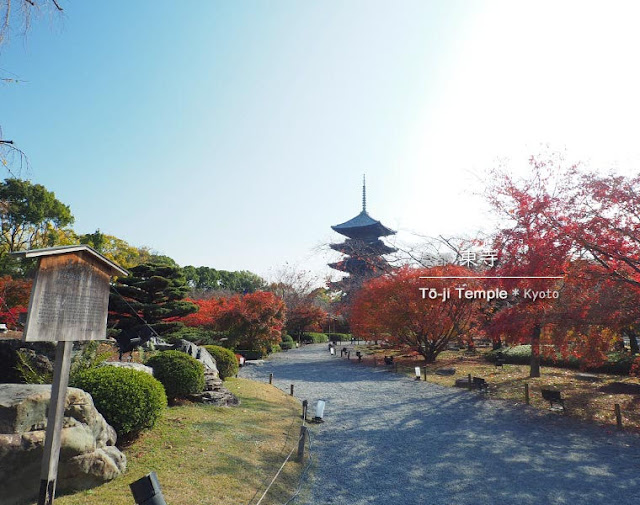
[{"x1": 2, "y1": 1, "x2": 640, "y2": 280}]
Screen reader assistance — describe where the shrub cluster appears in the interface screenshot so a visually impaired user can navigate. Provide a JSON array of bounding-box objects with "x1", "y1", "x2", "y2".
[
  {"x1": 72, "y1": 366, "x2": 167, "y2": 439},
  {"x1": 203, "y1": 345, "x2": 239, "y2": 380},
  {"x1": 280, "y1": 334, "x2": 295, "y2": 350},
  {"x1": 302, "y1": 332, "x2": 329, "y2": 344},
  {"x1": 163, "y1": 326, "x2": 225, "y2": 346},
  {"x1": 485, "y1": 345, "x2": 634, "y2": 374},
  {"x1": 145, "y1": 350, "x2": 205, "y2": 399}
]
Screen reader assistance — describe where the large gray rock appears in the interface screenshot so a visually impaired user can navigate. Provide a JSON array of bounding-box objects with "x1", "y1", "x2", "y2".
[
  {"x1": 0, "y1": 384, "x2": 126, "y2": 505},
  {"x1": 101, "y1": 361, "x2": 154, "y2": 375},
  {"x1": 187, "y1": 371, "x2": 240, "y2": 407},
  {"x1": 172, "y1": 339, "x2": 219, "y2": 378}
]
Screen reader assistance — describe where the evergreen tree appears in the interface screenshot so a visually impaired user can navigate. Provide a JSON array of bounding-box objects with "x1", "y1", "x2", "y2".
[{"x1": 109, "y1": 263, "x2": 198, "y2": 341}]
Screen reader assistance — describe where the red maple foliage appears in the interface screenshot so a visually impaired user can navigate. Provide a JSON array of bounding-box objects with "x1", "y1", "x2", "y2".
[
  {"x1": 485, "y1": 157, "x2": 574, "y2": 376},
  {"x1": 286, "y1": 301, "x2": 327, "y2": 341},
  {"x1": 0, "y1": 276, "x2": 31, "y2": 329},
  {"x1": 350, "y1": 265, "x2": 482, "y2": 362},
  {"x1": 182, "y1": 291, "x2": 286, "y2": 352},
  {"x1": 556, "y1": 171, "x2": 640, "y2": 287},
  {"x1": 542, "y1": 260, "x2": 640, "y2": 368},
  {"x1": 181, "y1": 297, "x2": 225, "y2": 331},
  {"x1": 485, "y1": 155, "x2": 640, "y2": 374}
]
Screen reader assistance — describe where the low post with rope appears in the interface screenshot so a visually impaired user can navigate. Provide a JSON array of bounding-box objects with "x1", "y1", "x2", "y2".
[
  {"x1": 252, "y1": 416, "x2": 312, "y2": 505},
  {"x1": 296, "y1": 426, "x2": 308, "y2": 462},
  {"x1": 615, "y1": 403, "x2": 623, "y2": 429}
]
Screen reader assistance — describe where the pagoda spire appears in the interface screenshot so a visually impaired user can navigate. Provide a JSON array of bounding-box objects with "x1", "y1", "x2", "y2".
[{"x1": 362, "y1": 174, "x2": 367, "y2": 212}]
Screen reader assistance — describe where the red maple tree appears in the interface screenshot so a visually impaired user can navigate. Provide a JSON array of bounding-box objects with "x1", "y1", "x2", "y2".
[
  {"x1": 485, "y1": 155, "x2": 640, "y2": 374},
  {"x1": 485, "y1": 157, "x2": 573, "y2": 376},
  {"x1": 286, "y1": 301, "x2": 327, "y2": 342},
  {"x1": 350, "y1": 265, "x2": 482, "y2": 362},
  {"x1": 182, "y1": 291, "x2": 286, "y2": 352}
]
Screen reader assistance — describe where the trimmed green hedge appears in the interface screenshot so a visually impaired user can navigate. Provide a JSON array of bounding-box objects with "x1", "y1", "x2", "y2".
[
  {"x1": 302, "y1": 332, "x2": 329, "y2": 344},
  {"x1": 72, "y1": 366, "x2": 167, "y2": 439},
  {"x1": 145, "y1": 351, "x2": 205, "y2": 399},
  {"x1": 203, "y1": 345, "x2": 239, "y2": 380},
  {"x1": 327, "y1": 333, "x2": 351, "y2": 343}
]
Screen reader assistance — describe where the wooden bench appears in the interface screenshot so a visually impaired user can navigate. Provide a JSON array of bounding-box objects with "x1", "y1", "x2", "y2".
[
  {"x1": 455, "y1": 376, "x2": 489, "y2": 393},
  {"x1": 541, "y1": 388, "x2": 565, "y2": 411},
  {"x1": 472, "y1": 376, "x2": 488, "y2": 392},
  {"x1": 355, "y1": 351, "x2": 363, "y2": 362}
]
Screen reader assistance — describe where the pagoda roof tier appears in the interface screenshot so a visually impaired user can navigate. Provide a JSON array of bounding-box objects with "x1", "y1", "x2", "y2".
[
  {"x1": 331, "y1": 210, "x2": 395, "y2": 239},
  {"x1": 329, "y1": 256, "x2": 390, "y2": 274},
  {"x1": 330, "y1": 238, "x2": 396, "y2": 255}
]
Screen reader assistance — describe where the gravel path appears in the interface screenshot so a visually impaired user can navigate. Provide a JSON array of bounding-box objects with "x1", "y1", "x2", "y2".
[{"x1": 240, "y1": 344, "x2": 640, "y2": 505}]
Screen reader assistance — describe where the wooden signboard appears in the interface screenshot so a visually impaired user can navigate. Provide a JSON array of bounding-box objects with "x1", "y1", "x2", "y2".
[
  {"x1": 12, "y1": 245, "x2": 127, "y2": 505},
  {"x1": 18, "y1": 245, "x2": 128, "y2": 342}
]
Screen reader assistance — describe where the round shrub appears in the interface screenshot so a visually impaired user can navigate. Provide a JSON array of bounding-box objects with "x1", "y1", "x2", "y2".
[
  {"x1": 282, "y1": 334, "x2": 295, "y2": 344},
  {"x1": 203, "y1": 345, "x2": 239, "y2": 380},
  {"x1": 72, "y1": 366, "x2": 167, "y2": 439},
  {"x1": 145, "y1": 350, "x2": 205, "y2": 399},
  {"x1": 270, "y1": 344, "x2": 282, "y2": 354},
  {"x1": 280, "y1": 341, "x2": 293, "y2": 350}
]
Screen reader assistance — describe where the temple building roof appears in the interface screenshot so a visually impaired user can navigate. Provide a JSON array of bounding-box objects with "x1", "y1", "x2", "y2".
[
  {"x1": 331, "y1": 210, "x2": 395, "y2": 239},
  {"x1": 331, "y1": 176, "x2": 396, "y2": 239},
  {"x1": 329, "y1": 237, "x2": 396, "y2": 255}
]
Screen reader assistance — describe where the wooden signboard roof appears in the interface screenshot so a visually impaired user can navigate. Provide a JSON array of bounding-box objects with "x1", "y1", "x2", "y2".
[
  {"x1": 13, "y1": 245, "x2": 128, "y2": 342},
  {"x1": 12, "y1": 245, "x2": 128, "y2": 277}
]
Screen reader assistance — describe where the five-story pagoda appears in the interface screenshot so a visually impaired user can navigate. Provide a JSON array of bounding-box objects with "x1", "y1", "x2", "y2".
[{"x1": 329, "y1": 177, "x2": 396, "y2": 297}]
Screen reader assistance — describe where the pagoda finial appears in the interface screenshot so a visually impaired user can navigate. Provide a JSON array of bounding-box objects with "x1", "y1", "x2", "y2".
[{"x1": 362, "y1": 174, "x2": 367, "y2": 212}]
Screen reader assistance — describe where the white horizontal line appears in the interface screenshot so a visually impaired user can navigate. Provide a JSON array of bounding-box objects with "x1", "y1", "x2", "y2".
[{"x1": 418, "y1": 276, "x2": 564, "y2": 279}]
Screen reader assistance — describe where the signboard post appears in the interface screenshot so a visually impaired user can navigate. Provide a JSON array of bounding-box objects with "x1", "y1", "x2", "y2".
[{"x1": 13, "y1": 245, "x2": 128, "y2": 505}]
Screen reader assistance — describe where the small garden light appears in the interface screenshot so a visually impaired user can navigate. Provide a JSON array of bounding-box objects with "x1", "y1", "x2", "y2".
[
  {"x1": 313, "y1": 400, "x2": 326, "y2": 422},
  {"x1": 415, "y1": 367, "x2": 421, "y2": 380},
  {"x1": 130, "y1": 471, "x2": 166, "y2": 505}
]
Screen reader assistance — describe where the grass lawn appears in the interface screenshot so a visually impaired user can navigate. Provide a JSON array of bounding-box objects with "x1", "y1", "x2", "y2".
[
  {"x1": 51, "y1": 378, "x2": 308, "y2": 505},
  {"x1": 356, "y1": 345, "x2": 640, "y2": 432}
]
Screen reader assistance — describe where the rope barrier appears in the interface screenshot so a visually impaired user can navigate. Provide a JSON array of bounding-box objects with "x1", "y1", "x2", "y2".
[
  {"x1": 254, "y1": 430, "x2": 306, "y2": 505},
  {"x1": 109, "y1": 285, "x2": 163, "y2": 339},
  {"x1": 245, "y1": 382, "x2": 312, "y2": 505},
  {"x1": 282, "y1": 429, "x2": 313, "y2": 505}
]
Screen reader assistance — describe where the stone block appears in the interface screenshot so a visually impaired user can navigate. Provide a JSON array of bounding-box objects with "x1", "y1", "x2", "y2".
[{"x1": 0, "y1": 384, "x2": 126, "y2": 504}]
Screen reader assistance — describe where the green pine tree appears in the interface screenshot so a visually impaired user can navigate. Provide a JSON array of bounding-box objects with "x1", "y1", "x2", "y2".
[{"x1": 108, "y1": 263, "x2": 198, "y2": 340}]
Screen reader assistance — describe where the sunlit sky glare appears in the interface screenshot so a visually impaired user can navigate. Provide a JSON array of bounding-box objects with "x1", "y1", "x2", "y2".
[{"x1": 2, "y1": 1, "x2": 640, "y2": 280}]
